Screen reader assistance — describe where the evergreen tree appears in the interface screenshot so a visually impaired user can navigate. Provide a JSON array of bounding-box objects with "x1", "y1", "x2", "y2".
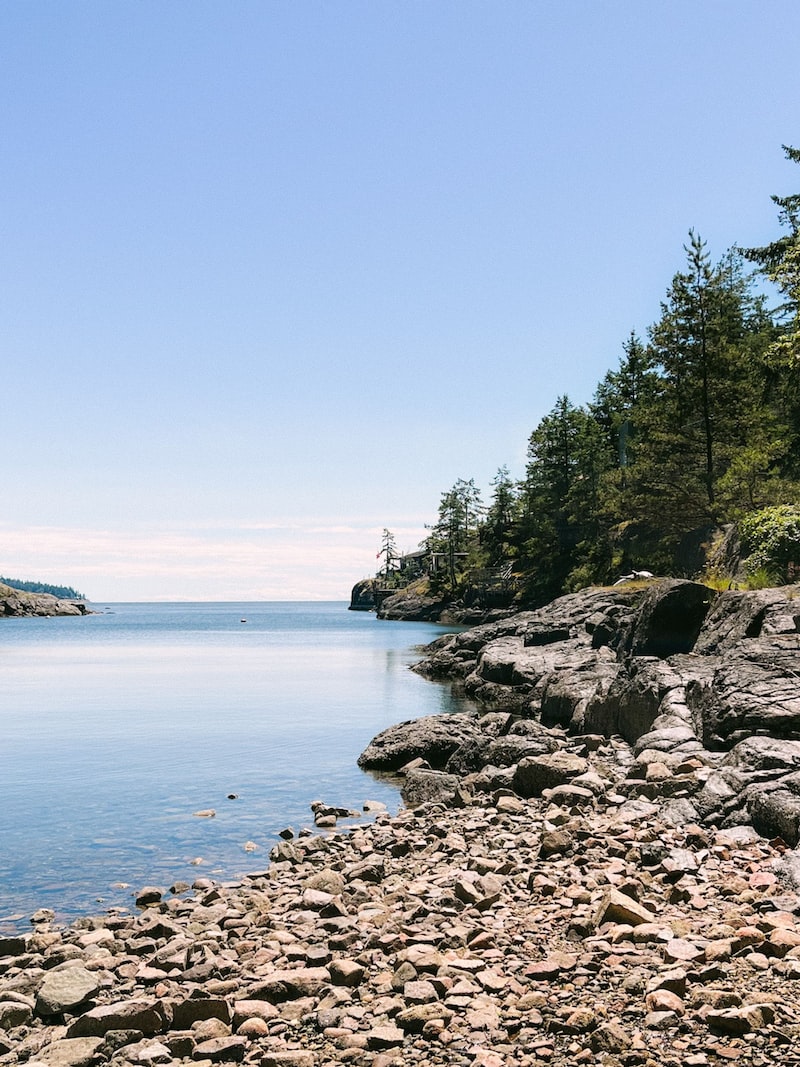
[
  {"x1": 629, "y1": 236, "x2": 776, "y2": 531},
  {"x1": 482, "y1": 465, "x2": 519, "y2": 563},
  {"x1": 375, "y1": 529, "x2": 399, "y2": 581},
  {"x1": 743, "y1": 145, "x2": 800, "y2": 477},
  {"x1": 591, "y1": 332, "x2": 658, "y2": 491},
  {"x1": 427, "y1": 478, "x2": 483, "y2": 592},
  {"x1": 519, "y1": 396, "x2": 601, "y2": 601},
  {"x1": 744, "y1": 145, "x2": 800, "y2": 356}
]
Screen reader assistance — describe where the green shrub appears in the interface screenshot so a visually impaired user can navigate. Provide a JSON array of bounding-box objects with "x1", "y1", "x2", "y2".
[
  {"x1": 745, "y1": 566, "x2": 779, "y2": 590},
  {"x1": 700, "y1": 572, "x2": 739, "y2": 592},
  {"x1": 739, "y1": 505, "x2": 800, "y2": 585}
]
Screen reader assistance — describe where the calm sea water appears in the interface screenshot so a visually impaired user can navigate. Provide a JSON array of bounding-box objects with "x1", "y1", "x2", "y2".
[{"x1": 0, "y1": 602, "x2": 469, "y2": 931}]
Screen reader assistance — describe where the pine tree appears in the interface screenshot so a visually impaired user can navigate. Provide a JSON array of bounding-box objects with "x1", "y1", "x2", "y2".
[
  {"x1": 744, "y1": 145, "x2": 800, "y2": 348},
  {"x1": 519, "y1": 396, "x2": 602, "y2": 601},
  {"x1": 629, "y1": 236, "x2": 776, "y2": 531},
  {"x1": 427, "y1": 479, "x2": 483, "y2": 593},
  {"x1": 743, "y1": 145, "x2": 800, "y2": 478},
  {"x1": 375, "y1": 529, "x2": 399, "y2": 581},
  {"x1": 483, "y1": 466, "x2": 519, "y2": 563}
]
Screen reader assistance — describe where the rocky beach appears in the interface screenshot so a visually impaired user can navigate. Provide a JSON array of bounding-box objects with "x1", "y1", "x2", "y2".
[{"x1": 3, "y1": 579, "x2": 800, "y2": 1067}]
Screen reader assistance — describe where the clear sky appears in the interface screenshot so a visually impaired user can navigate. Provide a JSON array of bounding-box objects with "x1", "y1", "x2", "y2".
[{"x1": 1, "y1": 0, "x2": 798, "y2": 601}]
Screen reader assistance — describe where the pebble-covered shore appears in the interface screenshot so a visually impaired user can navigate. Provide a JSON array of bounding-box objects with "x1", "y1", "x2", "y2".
[{"x1": 4, "y1": 729, "x2": 800, "y2": 1067}]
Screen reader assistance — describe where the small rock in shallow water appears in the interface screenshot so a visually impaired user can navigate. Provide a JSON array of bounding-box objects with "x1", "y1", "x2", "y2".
[
  {"x1": 30, "y1": 908, "x2": 55, "y2": 924},
  {"x1": 134, "y1": 886, "x2": 163, "y2": 907}
]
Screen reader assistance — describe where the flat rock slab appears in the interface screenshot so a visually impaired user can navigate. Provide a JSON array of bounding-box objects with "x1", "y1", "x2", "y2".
[
  {"x1": 29, "y1": 1037, "x2": 104, "y2": 1067},
  {"x1": 66, "y1": 999, "x2": 163, "y2": 1038},
  {"x1": 594, "y1": 888, "x2": 656, "y2": 927},
  {"x1": 513, "y1": 752, "x2": 588, "y2": 797},
  {"x1": 366, "y1": 1025, "x2": 405, "y2": 1049},
  {"x1": 35, "y1": 966, "x2": 100, "y2": 1016}
]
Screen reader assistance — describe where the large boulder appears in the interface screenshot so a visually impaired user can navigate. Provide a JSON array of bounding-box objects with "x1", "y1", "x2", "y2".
[
  {"x1": 693, "y1": 736, "x2": 800, "y2": 841},
  {"x1": 723, "y1": 734, "x2": 800, "y2": 775},
  {"x1": 65, "y1": 999, "x2": 164, "y2": 1037},
  {"x1": 512, "y1": 752, "x2": 589, "y2": 797},
  {"x1": 36, "y1": 965, "x2": 100, "y2": 1017},
  {"x1": 377, "y1": 589, "x2": 451, "y2": 621},
  {"x1": 477, "y1": 637, "x2": 529, "y2": 685},
  {"x1": 583, "y1": 658, "x2": 680, "y2": 744},
  {"x1": 357, "y1": 714, "x2": 484, "y2": 771},
  {"x1": 693, "y1": 587, "x2": 800, "y2": 654},
  {"x1": 686, "y1": 636, "x2": 800, "y2": 747},
  {"x1": 517, "y1": 586, "x2": 642, "y2": 642},
  {"x1": 27, "y1": 1037, "x2": 104, "y2": 1066},
  {"x1": 445, "y1": 730, "x2": 558, "y2": 775},
  {"x1": 466, "y1": 636, "x2": 618, "y2": 718},
  {"x1": 748, "y1": 788, "x2": 800, "y2": 846},
  {"x1": 619, "y1": 580, "x2": 715, "y2": 658},
  {"x1": 401, "y1": 769, "x2": 459, "y2": 808},
  {"x1": 538, "y1": 646, "x2": 620, "y2": 731}
]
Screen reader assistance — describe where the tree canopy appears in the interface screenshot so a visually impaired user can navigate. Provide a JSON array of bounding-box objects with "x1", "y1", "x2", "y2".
[{"x1": 377, "y1": 148, "x2": 800, "y2": 604}]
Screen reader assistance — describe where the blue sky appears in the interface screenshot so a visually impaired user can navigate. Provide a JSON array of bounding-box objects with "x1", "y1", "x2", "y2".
[{"x1": 1, "y1": 0, "x2": 799, "y2": 600}]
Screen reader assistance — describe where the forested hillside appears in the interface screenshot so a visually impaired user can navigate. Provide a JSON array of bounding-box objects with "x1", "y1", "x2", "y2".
[
  {"x1": 0, "y1": 577, "x2": 86, "y2": 600},
  {"x1": 384, "y1": 147, "x2": 800, "y2": 607}
]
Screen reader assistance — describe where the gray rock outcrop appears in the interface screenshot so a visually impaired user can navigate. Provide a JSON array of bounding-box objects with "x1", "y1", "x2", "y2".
[
  {"x1": 357, "y1": 713, "x2": 486, "y2": 771},
  {"x1": 348, "y1": 579, "x2": 376, "y2": 611},
  {"x1": 376, "y1": 588, "x2": 452, "y2": 621},
  {"x1": 0, "y1": 582, "x2": 89, "y2": 617},
  {"x1": 393, "y1": 579, "x2": 800, "y2": 845},
  {"x1": 5, "y1": 578, "x2": 800, "y2": 1067}
]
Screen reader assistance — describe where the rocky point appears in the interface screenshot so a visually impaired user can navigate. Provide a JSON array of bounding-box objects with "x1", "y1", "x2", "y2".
[{"x1": 3, "y1": 579, "x2": 800, "y2": 1067}]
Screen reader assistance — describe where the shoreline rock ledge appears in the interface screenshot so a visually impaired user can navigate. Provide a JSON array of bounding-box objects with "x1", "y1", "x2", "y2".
[
  {"x1": 0, "y1": 582, "x2": 90, "y2": 617},
  {"x1": 360, "y1": 580, "x2": 800, "y2": 847}
]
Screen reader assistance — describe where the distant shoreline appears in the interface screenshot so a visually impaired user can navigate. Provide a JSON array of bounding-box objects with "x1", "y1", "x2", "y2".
[{"x1": 0, "y1": 581, "x2": 90, "y2": 618}]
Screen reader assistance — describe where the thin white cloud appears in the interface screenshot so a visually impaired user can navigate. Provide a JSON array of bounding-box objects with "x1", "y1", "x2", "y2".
[{"x1": 0, "y1": 518, "x2": 429, "y2": 602}]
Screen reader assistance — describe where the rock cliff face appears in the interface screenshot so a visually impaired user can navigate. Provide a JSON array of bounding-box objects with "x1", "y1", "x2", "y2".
[
  {"x1": 361, "y1": 579, "x2": 800, "y2": 846},
  {"x1": 376, "y1": 586, "x2": 515, "y2": 625},
  {"x1": 348, "y1": 579, "x2": 377, "y2": 611},
  {"x1": 350, "y1": 576, "x2": 519, "y2": 624},
  {"x1": 0, "y1": 582, "x2": 90, "y2": 617}
]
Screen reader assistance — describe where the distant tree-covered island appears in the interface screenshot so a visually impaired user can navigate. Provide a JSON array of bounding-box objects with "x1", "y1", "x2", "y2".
[
  {"x1": 0, "y1": 576, "x2": 86, "y2": 601},
  {"x1": 361, "y1": 147, "x2": 800, "y2": 615}
]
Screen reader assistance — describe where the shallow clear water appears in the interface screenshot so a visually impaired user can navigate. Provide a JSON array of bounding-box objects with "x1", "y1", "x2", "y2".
[{"x1": 0, "y1": 602, "x2": 468, "y2": 930}]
